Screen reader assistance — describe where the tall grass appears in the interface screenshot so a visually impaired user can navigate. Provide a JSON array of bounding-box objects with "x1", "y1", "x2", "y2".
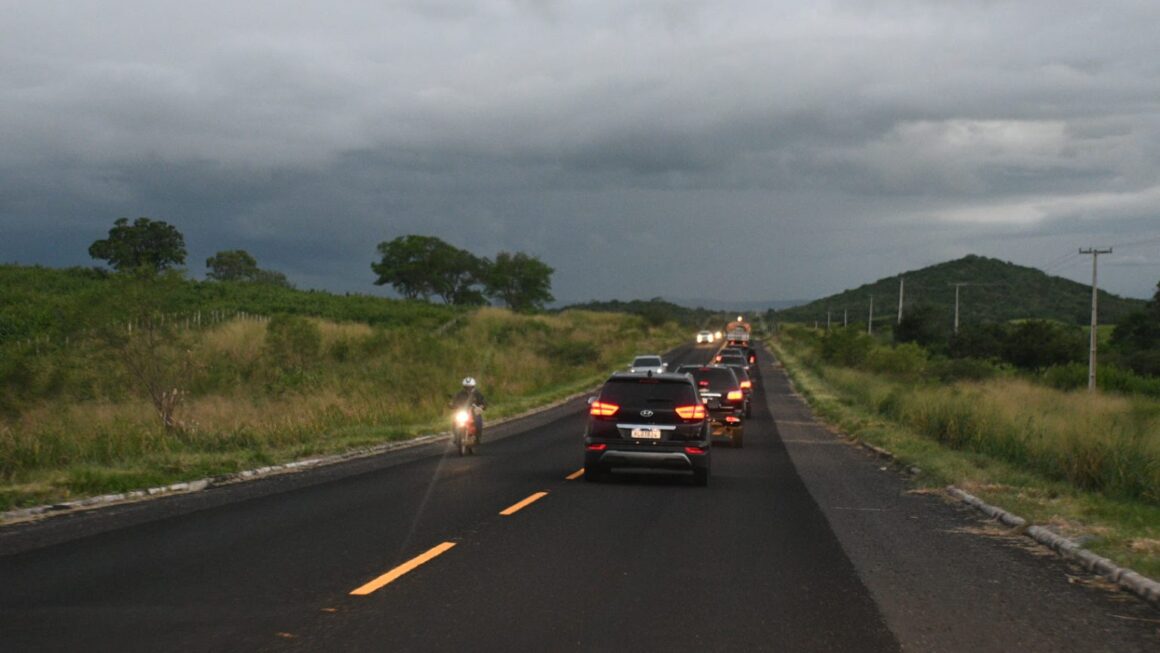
[
  {"x1": 0, "y1": 307, "x2": 681, "y2": 507},
  {"x1": 781, "y1": 326, "x2": 1160, "y2": 505}
]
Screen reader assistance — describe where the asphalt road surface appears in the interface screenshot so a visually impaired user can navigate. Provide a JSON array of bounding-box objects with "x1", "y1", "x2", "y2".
[{"x1": 1, "y1": 342, "x2": 1157, "y2": 652}]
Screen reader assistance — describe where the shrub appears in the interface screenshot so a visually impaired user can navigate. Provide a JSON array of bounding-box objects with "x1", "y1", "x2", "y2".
[
  {"x1": 930, "y1": 357, "x2": 1001, "y2": 382},
  {"x1": 820, "y1": 327, "x2": 875, "y2": 366},
  {"x1": 865, "y1": 343, "x2": 928, "y2": 379}
]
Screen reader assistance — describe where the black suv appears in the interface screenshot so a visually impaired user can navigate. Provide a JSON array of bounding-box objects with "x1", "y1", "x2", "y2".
[
  {"x1": 676, "y1": 364, "x2": 746, "y2": 448},
  {"x1": 584, "y1": 371, "x2": 711, "y2": 485}
]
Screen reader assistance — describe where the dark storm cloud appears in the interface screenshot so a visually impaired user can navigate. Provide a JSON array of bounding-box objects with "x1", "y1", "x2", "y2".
[{"x1": 3, "y1": 0, "x2": 1160, "y2": 301}]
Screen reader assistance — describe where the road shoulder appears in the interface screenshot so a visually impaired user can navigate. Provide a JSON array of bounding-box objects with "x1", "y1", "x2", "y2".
[{"x1": 758, "y1": 344, "x2": 1160, "y2": 651}]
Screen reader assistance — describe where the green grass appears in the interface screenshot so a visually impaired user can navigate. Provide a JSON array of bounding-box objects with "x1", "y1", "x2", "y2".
[
  {"x1": 0, "y1": 307, "x2": 684, "y2": 513},
  {"x1": 771, "y1": 331, "x2": 1160, "y2": 580}
]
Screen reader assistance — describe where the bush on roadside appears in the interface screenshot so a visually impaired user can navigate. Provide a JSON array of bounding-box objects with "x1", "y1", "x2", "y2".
[
  {"x1": 865, "y1": 343, "x2": 928, "y2": 379},
  {"x1": 820, "y1": 327, "x2": 875, "y2": 367}
]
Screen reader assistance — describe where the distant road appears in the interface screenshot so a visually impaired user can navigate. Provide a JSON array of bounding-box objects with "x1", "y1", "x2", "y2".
[{"x1": 1, "y1": 342, "x2": 1156, "y2": 651}]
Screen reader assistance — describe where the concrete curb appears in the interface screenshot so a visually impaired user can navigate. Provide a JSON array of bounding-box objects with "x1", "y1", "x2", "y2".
[
  {"x1": 946, "y1": 486, "x2": 1160, "y2": 607},
  {"x1": 0, "y1": 387, "x2": 598, "y2": 526}
]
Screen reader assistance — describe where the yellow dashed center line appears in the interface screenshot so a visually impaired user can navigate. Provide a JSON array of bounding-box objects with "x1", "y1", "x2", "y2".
[
  {"x1": 499, "y1": 491, "x2": 549, "y2": 516},
  {"x1": 565, "y1": 468, "x2": 585, "y2": 480},
  {"x1": 350, "y1": 541, "x2": 456, "y2": 596}
]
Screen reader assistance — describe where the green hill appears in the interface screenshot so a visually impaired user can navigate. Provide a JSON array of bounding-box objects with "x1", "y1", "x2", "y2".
[{"x1": 775, "y1": 255, "x2": 1147, "y2": 327}]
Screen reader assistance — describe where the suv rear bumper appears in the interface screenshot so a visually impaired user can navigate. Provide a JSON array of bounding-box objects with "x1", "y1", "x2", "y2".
[{"x1": 585, "y1": 443, "x2": 710, "y2": 475}]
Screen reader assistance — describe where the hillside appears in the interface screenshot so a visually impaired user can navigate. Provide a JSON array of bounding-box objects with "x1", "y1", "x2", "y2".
[
  {"x1": 0, "y1": 264, "x2": 457, "y2": 346},
  {"x1": 775, "y1": 255, "x2": 1148, "y2": 327}
]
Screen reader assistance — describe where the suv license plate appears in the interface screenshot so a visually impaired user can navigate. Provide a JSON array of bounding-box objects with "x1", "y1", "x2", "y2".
[{"x1": 631, "y1": 428, "x2": 662, "y2": 439}]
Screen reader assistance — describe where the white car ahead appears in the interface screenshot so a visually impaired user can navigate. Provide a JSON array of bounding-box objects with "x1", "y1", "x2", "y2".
[{"x1": 629, "y1": 355, "x2": 667, "y2": 374}]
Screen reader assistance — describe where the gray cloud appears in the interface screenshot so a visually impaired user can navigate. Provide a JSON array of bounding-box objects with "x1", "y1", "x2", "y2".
[{"x1": 3, "y1": 0, "x2": 1160, "y2": 302}]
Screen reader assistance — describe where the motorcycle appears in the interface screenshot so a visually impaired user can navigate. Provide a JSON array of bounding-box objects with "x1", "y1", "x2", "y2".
[{"x1": 451, "y1": 406, "x2": 479, "y2": 456}]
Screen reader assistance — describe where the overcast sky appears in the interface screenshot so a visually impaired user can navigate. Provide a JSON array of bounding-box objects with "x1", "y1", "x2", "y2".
[{"x1": 3, "y1": 0, "x2": 1160, "y2": 305}]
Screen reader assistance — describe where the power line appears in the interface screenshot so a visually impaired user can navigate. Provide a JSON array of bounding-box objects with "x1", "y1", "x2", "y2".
[{"x1": 1108, "y1": 234, "x2": 1160, "y2": 251}]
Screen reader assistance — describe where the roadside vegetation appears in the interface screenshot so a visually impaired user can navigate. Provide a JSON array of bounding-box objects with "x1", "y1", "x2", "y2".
[
  {"x1": 0, "y1": 292, "x2": 681, "y2": 511},
  {"x1": 0, "y1": 215, "x2": 683, "y2": 513},
  {"x1": 770, "y1": 323, "x2": 1160, "y2": 578}
]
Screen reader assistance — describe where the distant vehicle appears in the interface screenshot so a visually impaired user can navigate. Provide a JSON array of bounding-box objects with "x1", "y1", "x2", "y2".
[
  {"x1": 681, "y1": 364, "x2": 745, "y2": 448},
  {"x1": 584, "y1": 371, "x2": 711, "y2": 485},
  {"x1": 629, "y1": 355, "x2": 666, "y2": 374},
  {"x1": 725, "y1": 318, "x2": 752, "y2": 348},
  {"x1": 715, "y1": 347, "x2": 745, "y2": 362},
  {"x1": 696, "y1": 330, "x2": 714, "y2": 344}
]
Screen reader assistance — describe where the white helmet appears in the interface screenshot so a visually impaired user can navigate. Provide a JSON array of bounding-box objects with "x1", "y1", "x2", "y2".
[{"x1": 462, "y1": 376, "x2": 477, "y2": 388}]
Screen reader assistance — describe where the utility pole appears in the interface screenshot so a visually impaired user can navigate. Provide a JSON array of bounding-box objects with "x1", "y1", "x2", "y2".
[
  {"x1": 843, "y1": 308, "x2": 848, "y2": 327},
  {"x1": 897, "y1": 276, "x2": 905, "y2": 325},
  {"x1": 1080, "y1": 247, "x2": 1113, "y2": 392},
  {"x1": 868, "y1": 295, "x2": 874, "y2": 335},
  {"x1": 950, "y1": 282, "x2": 969, "y2": 334},
  {"x1": 826, "y1": 311, "x2": 831, "y2": 331}
]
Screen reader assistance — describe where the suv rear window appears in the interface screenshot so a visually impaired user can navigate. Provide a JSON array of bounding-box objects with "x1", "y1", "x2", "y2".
[
  {"x1": 687, "y1": 367, "x2": 739, "y2": 392},
  {"x1": 718, "y1": 355, "x2": 748, "y2": 367},
  {"x1": 599, "y1": 378, "x2": 697, "y2": 406},
  {"x1": 632, "y1": 356, "x2": 662, "y2": 367}
]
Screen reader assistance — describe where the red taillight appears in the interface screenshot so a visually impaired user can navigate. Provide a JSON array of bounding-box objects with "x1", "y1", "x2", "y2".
[
  {"x1": 727, "y1": 390, "x2": 743, "y2": 401},
  {"x1": 698, "y1": 379, "x2": 710, "y2": 387},
  {"x1": 675, "y1": 404, "x2": 706, "y2": 420},
  {"x1": 740, "y1": 380, "x2": 752, "y2": 390},
  {"x1": 684, "y1": 446, "x2": 707, "y2": 455},
  {"x1": 724, "y1": 415, "x2": 741, "y2": 424},
  {"x1": 589, "y1": 401, "x2": 619, "y2": 417},
  {"x1": 749, "y1": 354, "x2": 756, "y2": 364},
  {"x1": 586, "y1": 443, "x2": 608, "y2": 451}
]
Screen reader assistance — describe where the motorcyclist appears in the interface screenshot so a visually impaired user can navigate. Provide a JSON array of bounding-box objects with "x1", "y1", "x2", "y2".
[{"x1": 449, "y1": 376, "x2": 487, "y2": 441}]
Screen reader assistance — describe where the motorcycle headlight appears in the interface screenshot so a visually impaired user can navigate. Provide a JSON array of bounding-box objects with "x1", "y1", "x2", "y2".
[{"x1": 454, "y1": 409, "x2": 471, "y2": 426}]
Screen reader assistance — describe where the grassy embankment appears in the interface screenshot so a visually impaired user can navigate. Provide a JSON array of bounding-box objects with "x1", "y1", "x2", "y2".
[
  {"x1": 770, "y1": 325, "x2": 1160, "y2": 578},
  {"x1": 0, "y1": 306, "x2": 682, "y2": 512}
]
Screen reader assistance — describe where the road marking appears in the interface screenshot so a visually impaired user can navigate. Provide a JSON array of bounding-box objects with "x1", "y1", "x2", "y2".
[
  {"x1": 500, "y1": 491, "x2": 548, "y2": 516},
  {"x1": 350, "y1": 541, "x2": 456, "y2": 596},
  {"x1": 566, "y1": 468, "x2": 585, "y2": 480}
]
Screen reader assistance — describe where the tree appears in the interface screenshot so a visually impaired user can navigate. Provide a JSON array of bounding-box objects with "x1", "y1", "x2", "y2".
[
  {"x1": 484, "y1": 251, "x2": 555, "y2": 312},
  {"x1": 948, "y1": 323, "x2": 1007, "y2": 360},
  {"x1": 94, "y1": 271, "x2": 194, "y2": 433},
  {"x1": 89, "y1": 217, "x2": 186, "y2": 274},
  {"x1": 1002, "y1": 320, "x2": 1085, "y2": 372},
  {"x1": 893, "y1": 303, "x2": 946, "y2": 349},
  {"x1": 206, "y1": 249, "x2": 294, "y2": 287},
  {"x1": 1109, "y1": 280, "x2": 1160, "y2": 376},
  {"x1": 206, "y1": 249, "x2": 259, "y2": 281},
  {"x1": 252, "y1": 269, "x2": 293, "y2": 289},
  {"x1": 371, "y1": 235, "x2": 485, "y2": 304},
  {"x1": 430, "y1": 245, "x2": 487, "y2": 305}
]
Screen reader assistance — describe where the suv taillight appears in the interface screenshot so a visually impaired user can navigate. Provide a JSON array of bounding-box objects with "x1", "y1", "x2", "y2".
[
  {"x1": 675, "y1": 404, "x2": 707, "y2": 420},
  {"x1": 726, "y1": 390, "x2": 743, "y2": 401},
  {"x1": 589, "y1": 401, "x2": 619, "y2": 417},
  {"x1": 740, "y1": 380, "x2": 752, "y2": 390}
]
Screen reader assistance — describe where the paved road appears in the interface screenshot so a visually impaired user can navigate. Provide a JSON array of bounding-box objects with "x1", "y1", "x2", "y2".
[{"x1": 1, "y1": 342, "x2": 1156, "y2": 651}]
